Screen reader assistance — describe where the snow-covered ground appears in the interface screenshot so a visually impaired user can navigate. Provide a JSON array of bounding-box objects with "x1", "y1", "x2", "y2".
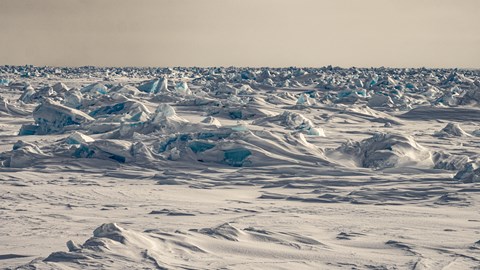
[{"x1": 1, "y1": 66, "x2": 480, "y2": 269}]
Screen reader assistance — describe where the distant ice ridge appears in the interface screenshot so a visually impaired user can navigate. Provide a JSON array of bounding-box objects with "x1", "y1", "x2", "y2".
[{"x1": 1, "y1": 66, "x2": 479, "y2": 174}]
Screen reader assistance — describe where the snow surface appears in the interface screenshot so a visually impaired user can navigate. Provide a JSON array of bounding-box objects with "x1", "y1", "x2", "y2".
[{"x1": 0, "y1": 66, "x2": 480, "y2": 269}]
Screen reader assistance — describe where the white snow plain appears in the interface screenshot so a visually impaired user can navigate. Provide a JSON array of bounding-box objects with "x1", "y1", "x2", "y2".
[{"x1": 0, "y1": 66, "x2": 480, "y2": 269}]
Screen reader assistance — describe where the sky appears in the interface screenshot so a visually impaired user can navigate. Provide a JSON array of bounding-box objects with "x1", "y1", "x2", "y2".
[{"x1": 0, "y1": 0, "x2": 479, "y2": 68}]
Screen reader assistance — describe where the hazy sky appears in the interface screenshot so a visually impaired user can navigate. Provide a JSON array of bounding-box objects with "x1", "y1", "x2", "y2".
[{"x1": 0, "y1": 0, "x2": 479, "y2": 68}]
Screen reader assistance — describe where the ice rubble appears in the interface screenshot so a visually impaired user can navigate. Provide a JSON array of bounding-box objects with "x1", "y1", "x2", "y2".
[
  {"x1": 454, "y1": 163, "x2": 480, "y2": 183},
  {"x1": 18, "y1": 82, "x2": 69, "y2": 103},
  {"x1": 1, "y1": 66, "x2": 480, "y2": 171},
  {"x1": 0, "y1": 140, "x2": 48, "y2": 168},
  {"x1": 19, "y1": 99, "x2": 94, "y2": 135}
]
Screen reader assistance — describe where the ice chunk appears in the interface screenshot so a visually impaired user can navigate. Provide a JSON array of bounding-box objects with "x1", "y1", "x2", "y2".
[
  {"x1": 296, "y1": 93, "x2": 313, "y2": 105},
  {"x1": 229, "y1": 110, "x2": 243, "y2": 119},
  {"x1": 63, "y1": 89, "x2": 83, "y2": 109},
  {"x1": 189, "y1": 141, "x2": 215, "y2": 153},
  {"x1": 230, "y1": 122, "x2": 249, "y2": 132},
  {"x1": 0, "y1": 78, "x2": 10, "y2": 86},
  {"x1": 18, "y1": 124, "x2": 40, "y2": 135},
  {"x1": 110, "y1": 85, "x2": 142, "y2": 96},
  {"x1": 29, "y1": 99, "x2": 95, "y2": 134},
  {"x1": 89, "y1": 140, "x2": 133, "y2": 163},
  {"x1": 52, "y1": 82, "x2": 69, "y2": 93},
  {"x1": 454, "y1": 163, "x2": 480, "y2": 183},
  {"x1": 18, "y1": 85, "x2": 36, "y2": 103},
  {"x1": 129, "y1": 111, "x2": 150, "y2": 122},
  {"x1": 432, "y1": 151, "x2": 470, "y2": 170},
  {"x1": 81, "y1": 82, "x2": 108, "y2": 95},
  {"x1": 152, "y1": 104, "x2": 177, "y2": 121},
  {"x1": 175, "y1": 81, "x2": 192, "y2": 96},
  {"x1": 168, "y1": 147, "x2": 181, "y2": 161},
  {"x1": 434, "y1": 123, "x2": 470, "y2": 137},
  {"x1": 368, "y1": 94, "x2": 394, "y2": 108},
  {"x1": 307, "y1": 127, "x2": 325, "y2": 137},
  {"x1": 5, "y1": 141, "x2": 48, "y2": 168},
  {"x1": 137, "y1": 77, "x2": 168, "y2": 94},
  {"x1": 201, "y1": 116, "x2": 222, "y2": 127},
  {"x1": 89, "y1": 100, "x2": 151, "y2": 118},
  {"x1": 65, "y1": 132, "x2": 95, "y2": 144},
  {"x1": 223, "y1": 148, "x2": 252, "y2": 167}
]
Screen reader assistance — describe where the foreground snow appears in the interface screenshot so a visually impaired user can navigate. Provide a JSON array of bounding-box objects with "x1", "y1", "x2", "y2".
[{"x1": 0, "y1": 66, "x2": 479, "y2": 269}]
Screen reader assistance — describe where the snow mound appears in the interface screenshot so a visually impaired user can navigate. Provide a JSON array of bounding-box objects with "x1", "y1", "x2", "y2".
[
  {"x1": 434, "y1": 123, "x2": 470, "y2": 137},
  {"x1": 337, "y1": 133, "x2": 432, "y2": 169},
  {"x1": 201, "y1": 116, "x2": 222, "y2": 127},
  {"x1": 253, "y1": 111, "x2": 325, "y2": 136},
  {"x1": 196, "y1": 222, "x2": 243, "y2": 241},
  {"x1": 23, "y1": 223, "x2": 198, "y2": 269}
]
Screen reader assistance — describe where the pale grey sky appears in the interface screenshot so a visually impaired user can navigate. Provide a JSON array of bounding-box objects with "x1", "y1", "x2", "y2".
[{"x1": 0, "y1": 0, "x2": 479, "y2": 67}]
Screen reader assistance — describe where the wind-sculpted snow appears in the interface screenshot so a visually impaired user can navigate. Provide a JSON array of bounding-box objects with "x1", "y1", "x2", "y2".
[
  {"x1": 1, "y1": 66, "x2": 480, "y2": 269},
  {"x1": 335, "y1": 133, "x2": 433, "y2": 170}
]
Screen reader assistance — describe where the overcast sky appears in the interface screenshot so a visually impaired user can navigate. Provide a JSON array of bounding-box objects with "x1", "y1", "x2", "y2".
[{"x1": 0, "y1": 0, "x2": 479, "y2": 68}]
